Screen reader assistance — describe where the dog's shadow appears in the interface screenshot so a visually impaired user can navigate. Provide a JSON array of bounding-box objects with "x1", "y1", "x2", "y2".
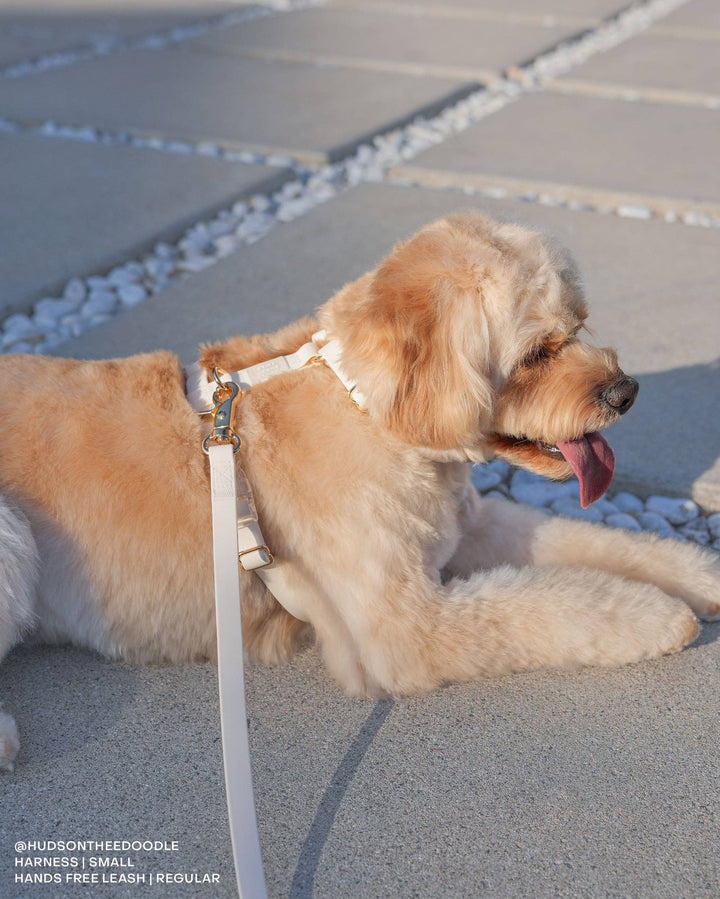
[
  {"x1": 2, "y1": 643, "x2": 139, "y2": 766},
  {"x1": 607, "y1": 358, "x2": 720, "y2": 498}
]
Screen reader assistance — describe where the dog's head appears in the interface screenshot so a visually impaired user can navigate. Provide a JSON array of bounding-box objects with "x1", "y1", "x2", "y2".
[{"x1": 319, "y1": 211, "x2": 637, "y2": 506}]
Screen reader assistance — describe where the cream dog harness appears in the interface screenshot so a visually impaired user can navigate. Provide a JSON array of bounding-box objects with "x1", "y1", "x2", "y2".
[
  {"x1": 184, "y1": 330, "x2": 365, "y2": 898},
  {"x1": 185, "y1": 329, "x2": 366, "y2": 577}
]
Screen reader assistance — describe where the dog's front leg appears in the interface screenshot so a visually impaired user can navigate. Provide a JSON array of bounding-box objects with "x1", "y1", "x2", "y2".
[
  {"x1": 333, "y1": 563, "x2": 698, "y2": 696},
  {"x1": 448, "y1": 494, "x2": 720, "y2": 620}
]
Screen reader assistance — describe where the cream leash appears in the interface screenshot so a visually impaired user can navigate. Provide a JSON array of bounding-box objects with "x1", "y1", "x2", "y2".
[
  {"x1": 204, "y1": 377, "x2": 267, "y2": 899},
  {"x1": 190, "y1": 334, "x2": 366, "y2": 897}
]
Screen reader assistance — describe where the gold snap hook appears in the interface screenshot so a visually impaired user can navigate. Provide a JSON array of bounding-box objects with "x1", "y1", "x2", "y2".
[{"x1": 202, "y1": 369, "x2": 242, "y2": 454}]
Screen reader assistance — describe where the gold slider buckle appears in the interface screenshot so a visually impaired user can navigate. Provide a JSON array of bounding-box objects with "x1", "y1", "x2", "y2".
[
  {"x1": 202, "y1": 369, "x2": 242, "y2": 454},
  {"x1": 238, "y1": 544, "x2": 275, "y2": 568}
]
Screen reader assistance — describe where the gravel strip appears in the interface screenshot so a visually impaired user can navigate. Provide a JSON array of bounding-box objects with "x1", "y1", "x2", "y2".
[
  {"x1": 473, "y1": 462, "x2": 720, "y2": 551},
  {"x1": 0, "y1": 0, "x2": 702, "y2": 359},
  {"x1": 0, "y1": 0, "x2": 324, "y2": 81}
]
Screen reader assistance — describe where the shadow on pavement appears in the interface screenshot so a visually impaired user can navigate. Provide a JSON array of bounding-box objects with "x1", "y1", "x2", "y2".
[{"x1": 610, "y1": 357, "x2": 720, "y2": 500}]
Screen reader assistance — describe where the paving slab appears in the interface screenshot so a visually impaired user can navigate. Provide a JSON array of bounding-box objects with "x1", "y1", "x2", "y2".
[
  {"x1": 186, "y1": 6, "x2": 579, "y2": 79},
  {"x1": 406, "y1": 92, "x2": 720, "y2": 206},
  {"x1": 0, "y1": 45, "x2": 478, "y2": 164},
  {"x1": 0, "y1": 130, "x2": 291, "y2": 315},
  {"x1": 654, "y1": 0, "x2": 720, "y2": 32},
  {"x1": 553, "y1": 31, "x2": 720, "y2": 96},
  {"x1": 0, "y1": 0, "x2": 236, "y2": 67},
  {"x1": 4, "y1": 611, "x2": 720, "y2": 897},
  {"x1": 329, "y1": 0, "x2": 631, "y2": 19},
  {"x1": 55, "y1": 182, "x2": 720, "y2": 509}
]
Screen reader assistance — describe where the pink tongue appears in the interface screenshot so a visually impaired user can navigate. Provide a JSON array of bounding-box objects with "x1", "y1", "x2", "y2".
[{"x1": 555, "y1": 432, "x2": 615, "y2": 508}]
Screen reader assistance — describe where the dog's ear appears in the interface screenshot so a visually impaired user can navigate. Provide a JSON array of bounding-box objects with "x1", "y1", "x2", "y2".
[{"x1": 322, "y1": 229, "x2": 494, "y2": 449}]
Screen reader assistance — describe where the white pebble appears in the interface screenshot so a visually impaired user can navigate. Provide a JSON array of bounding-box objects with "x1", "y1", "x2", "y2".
[
  {"x1": 646, "y1": 495, "x2": 699, "y2": 525},
  {"x1": 144, "y1": 257, "x2": 174, "y2": 279},
  {"x1": 589, "y1": 498, "x2": 619, "y2": 517},
  {"x1": 208, "y1": 218, "x2": 235, "y2": 239},
  {"x1": 6, "y1": 340, "x2": 35, "y2": 354},
  {"x1": 33, "y1": 298, "x2": 79, "y2": 325},
  {"x1": 107, "y1": 266, "x2": 137, "y2": 288},
  {"x1": 82, "y1": 290, "x2": 117, "y2": 317},
  {"x1": 118, "y1": 284, "x2": 147, "y2": 307},
  {"x1": 276, "y1": 198, "x2": 313, "y2": 222},
  {"x1": 510, "y1": 470, "x2": 578, "y2": 507},
  {"x1": 154, "y1": 242, "x2": 178, "y2": 260},
  {"x1": 62, "y1": 278, "x2": 87, "y2": 304},
  {"x1": 486, "y1": 459, "x2": 511, "y2": 479},
  {"x1": 236, "y1": 213, "x2": 273, "y2": 239},
  {"x1": 612, "y1": 491, "x2": 644, "y2": 514},
  {"x1": 165, "y1": 140, "x2": 193, "y2": 154},
  {"x1": 617, "y1": 205, "x2": 653, "y2": 220},
  {"x1": 2, "y1": 313, "x2": 45, "y2": 345},
  {"x1": 250, "y1": 194, "x2": 271, "y2": 212},
  {"x1": 471, "y1": 467, "x2": 502, "y2": 492},
  {"x1": 680, "y1": 519, "x2": 710, "y2": 545},
  {"x1": 306, "y1": 181, "x2": 336, "y2": 203},
  {"x1": 639, "y1": 511, "x2": 675, "y2": 537},
  {"x1": 606, "y1": 513, "x2": 642, "y2": 532},
  {"x1": 196, "y1": 141, "x2": 221, "y2": 156},
  {"x1": 124, "y1": 261, "x2": 146, "y2": 279},
  {"x1": 550, "y1": 497, "x2": 604, "y2": 522},
  {"x1": 178, "y1": 256, "x2": 215, "y2": 273},
  {"x1": 213, "y1": 235, "x2": 238, "y2": 257}
]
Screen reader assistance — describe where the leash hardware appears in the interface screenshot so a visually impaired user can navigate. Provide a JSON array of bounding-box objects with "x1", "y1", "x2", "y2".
[
  {"x1": 306, "y1": 353, "x2": 369, "y2": 413},
  {"x1": 202, "y1": 369, "x2": 242, "y2": 454},
  {"x1": 239, "y1": 544, "x2": 275, "y2": 567},
  {"x1": 348, "y1": 385, "x2": 368, "y2": 413}
]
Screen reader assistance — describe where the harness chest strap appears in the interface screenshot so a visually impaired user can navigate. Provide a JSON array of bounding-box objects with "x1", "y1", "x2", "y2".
[{"x1": 185, "y1": 330, "x2": 366, "y2": 414}]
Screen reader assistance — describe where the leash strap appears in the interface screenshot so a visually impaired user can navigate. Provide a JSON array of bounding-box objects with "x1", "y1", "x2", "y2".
[
  {"x1": 190, "y1": 335, "x2": 369, "y2": 895},
  {"x1": 206, "y1": 387, "x2": 268, "y2": 899}
]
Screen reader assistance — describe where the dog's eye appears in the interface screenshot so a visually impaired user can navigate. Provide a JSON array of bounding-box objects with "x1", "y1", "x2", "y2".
[{"x1": 522, "y1": 346, "x2": 548, "y2": 367}]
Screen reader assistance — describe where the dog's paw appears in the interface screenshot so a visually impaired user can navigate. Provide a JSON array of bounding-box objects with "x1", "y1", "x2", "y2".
[
  {"x1": 0, "y1": 710, "x2": 19, "y2": 772},
  {"x1": 618, "y1": 595, "x2": 699, "y2": 665},
  {"x1": 571, "y1": 577, "x2": 700, "y2": 669},
  {"x1": 672, "y1": 547, "x2": 720, "y2": 621}
]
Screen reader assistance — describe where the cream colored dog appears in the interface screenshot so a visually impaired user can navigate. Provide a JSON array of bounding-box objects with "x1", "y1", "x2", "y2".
[{"x1": 1, "y1": 211, "x2": 718, "y2": 770}]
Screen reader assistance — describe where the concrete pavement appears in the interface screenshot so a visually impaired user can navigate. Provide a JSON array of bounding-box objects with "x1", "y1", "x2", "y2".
[{"x1": 1, "y1": 0, "x2": 719, "y2": 897}]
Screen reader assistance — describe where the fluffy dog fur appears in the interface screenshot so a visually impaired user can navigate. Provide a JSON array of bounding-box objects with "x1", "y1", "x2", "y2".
[{"x1": 1, "y1": 211, "x2": 718, "y2": 770}]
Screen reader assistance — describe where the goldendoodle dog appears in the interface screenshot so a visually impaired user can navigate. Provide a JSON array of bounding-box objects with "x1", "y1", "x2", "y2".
[{"x1": 1, "y1": 210, "x2": 718, "y2": 770}]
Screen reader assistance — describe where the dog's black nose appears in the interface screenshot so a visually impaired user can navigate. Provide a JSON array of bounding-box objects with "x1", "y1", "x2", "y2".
[{"x1": 600, "y1": 376, "x2": 639, "y2": 415}]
